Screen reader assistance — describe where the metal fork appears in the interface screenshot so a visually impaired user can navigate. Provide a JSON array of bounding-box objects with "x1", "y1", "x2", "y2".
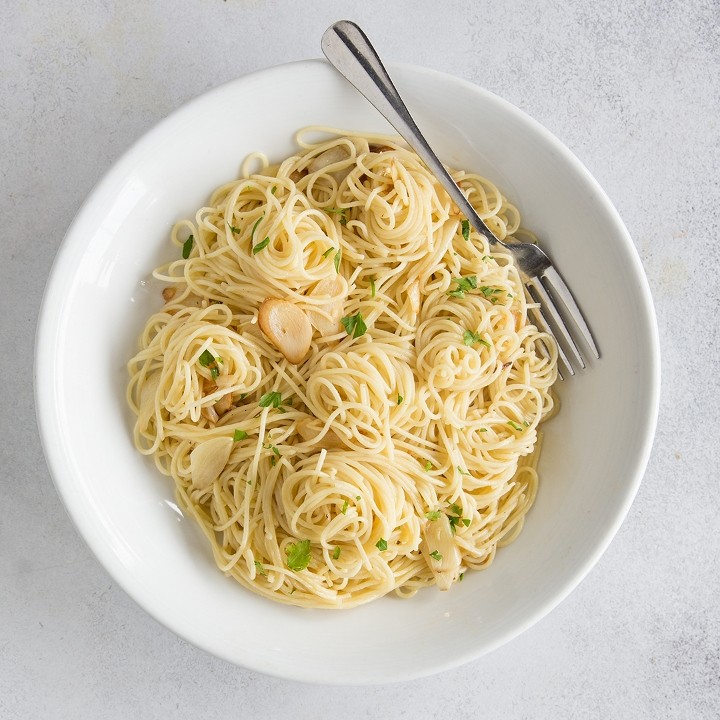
[{"x1": 322, "y1": 20, "x2": 600, "y2": 376}]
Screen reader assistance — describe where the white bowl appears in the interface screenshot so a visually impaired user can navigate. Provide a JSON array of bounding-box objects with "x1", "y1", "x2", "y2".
[{"x1": 35, "y1": 60, "x2": 660, "y2": 684}]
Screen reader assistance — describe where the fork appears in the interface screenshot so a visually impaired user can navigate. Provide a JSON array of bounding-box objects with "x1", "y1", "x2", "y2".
[{"x1": 321, "y1": 20, "x2": 600, "y2": 376}]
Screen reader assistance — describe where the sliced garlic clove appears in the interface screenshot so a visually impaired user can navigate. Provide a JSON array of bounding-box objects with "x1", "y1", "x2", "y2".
[
  {"x1": 139, "y1": 372, "x2": 161, "y2": 424},
  {"x1": 421, "y1": 515, "x2": 462, "y2": 591},
  {"x1": 190, "y1": 437, "x2": 234, "y2": 490},
  {"x1": 305, "y1": 275, "x2": 346, "y2": 336},
  {"x1": 201, "y1": 405, "x2": 219, "y2": 424},
  {"x1": 213, "y1": 392, "x2": 233, "y2": 416},
  {"x1": 296, "y1": 416, "x2": 345, "y2": 449},
  {"x1": 307, "y1": 145, "x2": 350, "y2": 173},
  {"x1": 257, "y1": 298, "x2": 313, "y2": 364},
  {"x1": 407, "y1": 279, "x2": 421, "y2": 315}
]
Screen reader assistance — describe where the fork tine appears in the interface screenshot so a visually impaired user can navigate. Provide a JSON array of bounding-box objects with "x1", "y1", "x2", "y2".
[
  {"x1": 541, "y1": 266, "x2": 600, "y2": 359},
  {"x1": 527, "y1": 277, "x2": 585, "y2": 372},
  {"x1": 525, "y1": 282, "x2": 574, "y2": 378}
]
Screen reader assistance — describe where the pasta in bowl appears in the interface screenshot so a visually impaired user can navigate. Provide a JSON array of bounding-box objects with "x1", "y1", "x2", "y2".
[
  {"x1": 127, "y1": 130, "x2": 558, "y2": 608},
  {"x1": 36, "y1": 60, "x2": 658, "y2": 682}
]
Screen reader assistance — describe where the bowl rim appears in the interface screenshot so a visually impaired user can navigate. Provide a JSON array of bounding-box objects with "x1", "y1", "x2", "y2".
[{"x1": 34, "y1": 58, "x2": 661, "y2": 684}]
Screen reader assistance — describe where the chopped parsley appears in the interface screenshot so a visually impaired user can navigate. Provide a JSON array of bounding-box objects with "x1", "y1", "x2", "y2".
[
  {"x1": 425, "y1": 510, "x2": 442, "y2": 521},
  {"x1": 424, "y1": 460, "x2": 434, "y2": 472},
  {"x1": 325, "y1": 207, "x2": 348, "y2": 225},
  {"x1": 198, "y1": 349, "x2": 222, "y2": 379},
  {"x1": 332, "y1": 546, "x2": 341, "y2": 560},
  {"x1": 263, "y1": 442, "x2": 280, "y2": 457},
  {"x1": 341, "y1": 499, "x2": 349, "y2": 514},
  {"x1": 259, "y1": 391, "x2": 284, "y2": 409},
  {"x1": 322, "y1": 247, "x2": 336, "y2": 258},
  {"x1": 286, "y1": 539, "x2": 311, "y2": 571},
  {"x1": 397, "y1": 394, "x2": 403, "y2": 405},
  {"x1": 341, "y1": 312, "x2": 367, "y2": 339},
  {"x1": 334, "y1": 247, "x2": 342, "y2": 273},
  {"x1": 233, "y1": 429, "x2": 248, "y2": 442},
  {"x1": 250, "y1": 214, "x2": 264, "y2": 242},
  {"x1": 181, "y1": 235, "x2": 194, "y2": 259},
  {"x1": 271, "y1": 185, "x2": 277, "y2": 195},
  {"x1": 447, "y1": 502, "x2": 471, "y2": 534},
  {"x1": 459, "y1": 572, "x2": 465, "y2": 582},
  {"x1": 463, "y1": 330, "x2": 491, "y2": 348},
  {"x1": 254, "y1": 560, "x2": 267, "y2": 576},
  {"x1": 429, "y1": 550, "x2": 443, "y2": 562},
  {"x1": 447, "y1": 275, "x2": 478, "y2": 299},
  {"x1": 228, "y1": 223, "x2": 242, "y2": 234},
  {"x1": 356, "y1": 495, "x2": 361, "y2": 501},
  {"x1": 461, "y1": 219, "x2": 470, "y2": 241},
  {"x1": 479, "y1": 286, "x2": 503, "y2": 299},
  {"x1": 252, "y1": 236, "x2": 270, "y2": 254},
  {"x1": 507, "y1": 420, "x2": 524, "y2": 431},
  {"x1": 376, "y1": 538, "x2": 388, "y2": 551}
]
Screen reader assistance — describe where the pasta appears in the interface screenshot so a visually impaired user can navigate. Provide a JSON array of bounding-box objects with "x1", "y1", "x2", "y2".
[{"x1": 127, "y1": 128, "x2": 558, "y2": 608}]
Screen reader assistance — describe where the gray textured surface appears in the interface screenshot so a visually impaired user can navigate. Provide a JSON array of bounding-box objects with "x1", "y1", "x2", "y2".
[{"x1": 2, "y1": 0, "x2": 719, "y2": 717}]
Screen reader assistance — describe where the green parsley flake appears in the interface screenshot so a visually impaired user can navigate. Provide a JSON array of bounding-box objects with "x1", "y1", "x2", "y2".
[
  {"x1": 233, "y1": 429, "x2": 248, "y2": 442},
  {"x1": 263, "y1": 442, "x2": 280, "y2": 457},
  {"x1": 459, "y1": 572, "x2": 465, "y2": 582},
  {"x1": 397, "y1": 394, "x2": 403, "y2": 405},
  {"x1": 252, "y1": 236, "x2": 270, "y2": 254},
  {"x1": 334, "y1": 247, "x2": 342, "y2": 273},
  {"x1": 507, "y1": 420, "x2": 524, "y2": 431},
  {"x1": 463, "y1": 330, "x2": 491, "y2": 348},
  {"x1": 250, "y1": 214, "x2": 264, "y2": 242},
  {"x1": 286, "y1": 539, "x2": 311, "y2": 571},
  {"x1": 332, "y1": 546, "x2": 341, "y2": 560},
  {"x1": 259, "y1": 391, "x2": 283, "y2": 408},
  {"x1": 356, "y1": 495, "x2": 361, "y2": 501},
  {"x1": 447, "y1": 275, "x2": 478, "y2": 298},
  {"x1": 424, "y1": 460, "x2": 434, "y2": 472},
  {"x1": 461, "y1": 219, "x2": 470, "y2": 241},
  {"x1": 341, "y1": 499, "x2": 349, "y2": 514},
  {"x1": 271, "y1": 186, "x2": 277, "y2": 195},
  {"x1": 198, "y1": 349, "x2": 215, "y2": 367},
  {"x1": 425, "y1": 510, "x2": 442, "y2": 521},
  {"x1": 182, "y1": 235, "x2": 194, "y2": 259},
  {"x1": 376, "y1": 538, "x2": 388, "y2": 551},
  {"x1": 198, "y1": 349, "x2": 222, "y2": 378},
  {"x1": 429, "y1": 550, "x2": 443, "y2": 562},
  {"x1": 341, "y1": 312, "x2": 367, "y2": 339},
  {"x1": 254, "y1": 560, "x2": 267, "y2": 577},
  {"x1": 322, "y1": 247, "x2": 335, "y2": 258},
  {"x1": 479, "y1": 286, "x2": 503, "y2": 298},
  {"x1": 228, "y1": 223, "x2": 242, "y2": 234}
]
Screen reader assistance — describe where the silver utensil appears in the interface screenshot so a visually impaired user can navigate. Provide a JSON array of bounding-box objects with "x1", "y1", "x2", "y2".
[{"x1": 321, "y1": 20, "x2": 599, "y2": 375}]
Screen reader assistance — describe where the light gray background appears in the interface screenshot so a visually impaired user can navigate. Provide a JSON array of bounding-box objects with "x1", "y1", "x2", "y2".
[{"x1": 2, "y1": 1, "x2": 719, "y2": 718}]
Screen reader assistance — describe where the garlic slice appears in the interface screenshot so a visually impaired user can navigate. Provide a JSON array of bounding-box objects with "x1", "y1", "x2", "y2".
[
  {"x1": 307, "y1": 145, "x2": 350, "y2": 173},
  {"x1": 421, "y1": 515, "x2": 462, "y2": 591},
  {"x1": 190, "y1": 437, "x2": 233, "y2": 490},
  {"x1": 258, "y1": 298, "x2": 313, "y2": 364},
  {"x1": 296, "y1": 416, "x2": 344, "y2": 449},
  {"x1": 138, "y1": 372, "x2": 161, "y2": 424},
  {"x1": 305, "y1": 275, "x2": 346, "y2": 337},
  {"x1": 407, "y1": 279, "x2": 421, "y2": 315}
]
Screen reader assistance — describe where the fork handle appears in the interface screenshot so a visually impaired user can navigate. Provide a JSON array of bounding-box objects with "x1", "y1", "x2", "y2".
[{"x1": 321, "y1": 20, "x2": 500, "y2": 247}]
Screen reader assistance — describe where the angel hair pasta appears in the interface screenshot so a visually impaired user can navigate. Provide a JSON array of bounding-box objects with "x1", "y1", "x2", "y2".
[{"x1": 127, "y1": 128, "x2": 558, "y2": 608}]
